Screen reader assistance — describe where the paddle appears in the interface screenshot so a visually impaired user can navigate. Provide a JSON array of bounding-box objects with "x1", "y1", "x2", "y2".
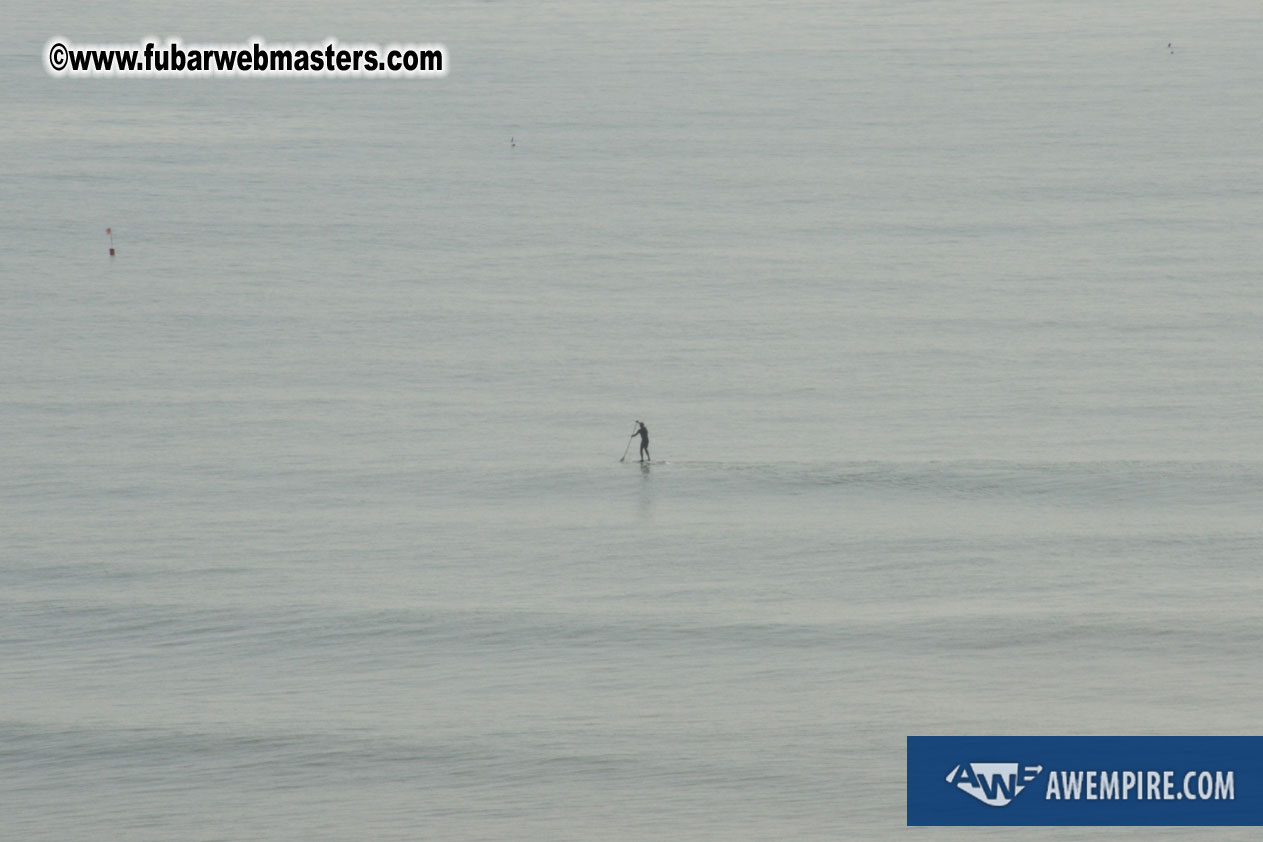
[{"x1": 619, "y1": 424, "x2": 636, "y2": 462}]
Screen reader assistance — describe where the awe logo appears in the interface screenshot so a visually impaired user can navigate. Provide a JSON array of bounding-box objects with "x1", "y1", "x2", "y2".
[{"x1": 946, "y1": 763, "x2": 1044, "y2": 807}]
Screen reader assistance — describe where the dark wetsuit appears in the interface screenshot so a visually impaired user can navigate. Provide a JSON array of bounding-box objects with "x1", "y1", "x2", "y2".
[{"x1": 635, "y1": 423, "x2": 650, "y2": 462}]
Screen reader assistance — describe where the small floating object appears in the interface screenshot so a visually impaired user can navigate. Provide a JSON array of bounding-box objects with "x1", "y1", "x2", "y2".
[{"x1": 106, "y1": 227, "x2": 115, "y2": 256}]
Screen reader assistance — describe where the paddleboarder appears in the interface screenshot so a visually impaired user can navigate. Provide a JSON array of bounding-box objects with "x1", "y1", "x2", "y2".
[{"x1": 632, "y1": 420, "x2": 650, "y2": 463}]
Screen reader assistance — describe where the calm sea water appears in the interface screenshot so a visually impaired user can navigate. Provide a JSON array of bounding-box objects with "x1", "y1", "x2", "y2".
[{"x1": 4, "y1": 1, "x2": 1263, "y2": 839}]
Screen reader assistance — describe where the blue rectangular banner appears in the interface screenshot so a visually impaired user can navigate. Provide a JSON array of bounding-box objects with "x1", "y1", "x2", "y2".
[{"x1": 908, "y1": 736, "x2": 1263, "y2": 826}]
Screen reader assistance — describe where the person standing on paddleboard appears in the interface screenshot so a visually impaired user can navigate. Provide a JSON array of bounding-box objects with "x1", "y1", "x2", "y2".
[{"x1": 633, "y1": 421, "x2": 650, "y2": 462}]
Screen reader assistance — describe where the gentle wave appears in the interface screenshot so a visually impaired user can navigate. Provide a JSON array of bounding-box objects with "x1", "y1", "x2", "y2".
[{"x1": 448, "y1": 459, "x2": 1263, "y2": 508}]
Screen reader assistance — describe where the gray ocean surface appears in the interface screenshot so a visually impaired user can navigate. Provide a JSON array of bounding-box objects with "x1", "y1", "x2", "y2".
[{"x1": 4, "y1": 1, "x2": 1263, "y2": 839}]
